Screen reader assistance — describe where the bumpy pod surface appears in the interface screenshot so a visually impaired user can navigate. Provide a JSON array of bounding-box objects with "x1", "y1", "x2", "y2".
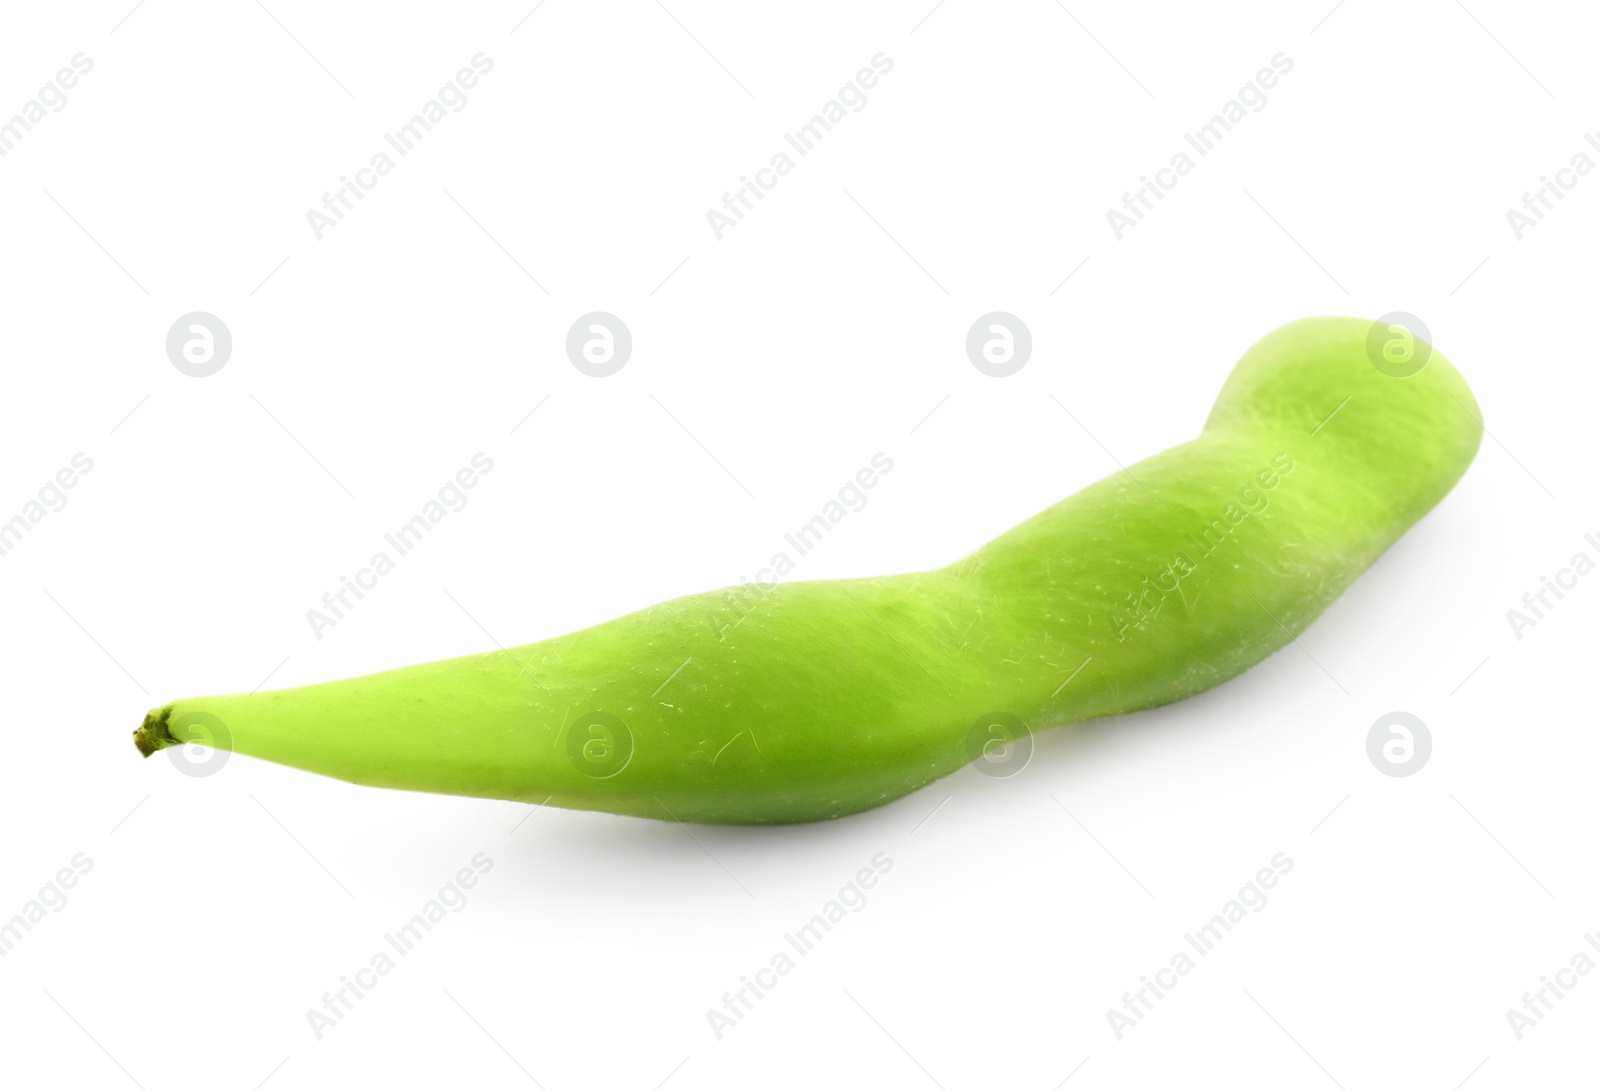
[{"x1": 136, "y1": 317, "x2": 1482, "y2": 824}]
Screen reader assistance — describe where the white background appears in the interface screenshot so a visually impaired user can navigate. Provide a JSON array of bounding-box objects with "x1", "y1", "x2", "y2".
[{"x1": 1, "y1": 1, "x2": 1594, "y2": 1087}]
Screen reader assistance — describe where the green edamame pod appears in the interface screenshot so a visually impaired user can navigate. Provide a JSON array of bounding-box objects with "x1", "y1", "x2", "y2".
[{"x1": 135, "y1": 317, "x2": 1482, "y2": 824}]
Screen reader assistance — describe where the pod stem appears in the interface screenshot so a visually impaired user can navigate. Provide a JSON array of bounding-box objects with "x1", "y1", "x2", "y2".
[{"x1": 133, "y1": 706, "x2": 177, "y2": 757}]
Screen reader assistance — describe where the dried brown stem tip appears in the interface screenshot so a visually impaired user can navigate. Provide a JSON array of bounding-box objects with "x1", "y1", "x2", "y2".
[{"x1": 133, "y1": 706, "x2": 176, "y2": 758}]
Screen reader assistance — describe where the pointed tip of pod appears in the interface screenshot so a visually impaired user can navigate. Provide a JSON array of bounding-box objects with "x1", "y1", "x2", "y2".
[{"x1": 133, "y1": 705, "x2": 177, "y2": 758}]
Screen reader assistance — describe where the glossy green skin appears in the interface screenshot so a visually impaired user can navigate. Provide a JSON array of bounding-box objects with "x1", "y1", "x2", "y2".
[{"x1": 140, "y1": 318, "x2": 1482, "y2": 823}]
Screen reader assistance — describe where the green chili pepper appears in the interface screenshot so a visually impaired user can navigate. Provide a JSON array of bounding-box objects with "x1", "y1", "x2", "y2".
[{"x1": 135, "y1": 316, "x2": 1481, "y2": 824}]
